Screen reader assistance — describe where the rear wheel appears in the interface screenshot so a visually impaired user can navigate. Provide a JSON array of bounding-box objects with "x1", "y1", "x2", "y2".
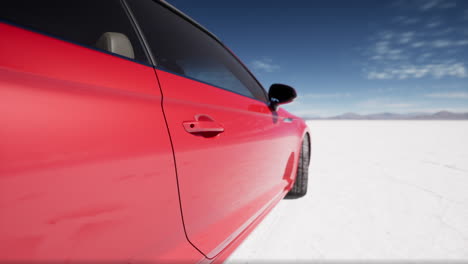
[{"x1": 285, "y1": 135, "x2": 310, "y2": 199}]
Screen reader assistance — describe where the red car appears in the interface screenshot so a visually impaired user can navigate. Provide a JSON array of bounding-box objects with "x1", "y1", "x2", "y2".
[{"x1": 0, "y1": 0, "x2": 310, "y2": 263}]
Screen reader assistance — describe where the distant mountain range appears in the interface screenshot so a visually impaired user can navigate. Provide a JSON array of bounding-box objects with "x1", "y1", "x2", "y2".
[{"x1": 304, "y1": 111, "x2": 468, "y2": 120}]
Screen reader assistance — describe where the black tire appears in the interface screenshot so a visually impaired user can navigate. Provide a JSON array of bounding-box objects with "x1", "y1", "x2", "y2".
[{"x1": 285, "y1": 135, "x2": 310, "y2": 199}]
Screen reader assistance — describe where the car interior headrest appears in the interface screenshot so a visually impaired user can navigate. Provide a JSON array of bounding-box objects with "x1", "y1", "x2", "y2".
[{"x1": 95, "y1": 32, "x2": 135, "y2": 59}]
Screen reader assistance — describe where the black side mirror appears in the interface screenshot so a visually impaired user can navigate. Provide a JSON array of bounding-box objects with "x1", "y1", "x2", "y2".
[{"x1": 268, "y1": 84, "x2": 297, "y2": 111}]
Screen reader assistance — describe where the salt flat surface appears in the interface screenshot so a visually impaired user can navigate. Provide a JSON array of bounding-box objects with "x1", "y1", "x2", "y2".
[{"x1": 227, "y1": 121, "x2": 468, "y2": 263}]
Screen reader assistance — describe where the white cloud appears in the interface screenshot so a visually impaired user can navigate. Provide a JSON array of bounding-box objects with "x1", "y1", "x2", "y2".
[
  {"x1": 375, "y1": 41, "x2": 390, "y2": 54},
  {"x1": 251, "y1": 59, "x2": 280, "y2": 73},
  {"x1": 399, "y1": 32, "x2": 415, "y2": 43},
  {"x1": 284, "y1": 108, "x2": 334, "y2": 118},
  {"x1": 420, "y1": 0, "x2": 440, "y2": 11},
  {"x1": 381, "y1": 31, "x2": 394, "y2": 40},
  {"x1": 398, "y1": 107, "x2": 468, "y2": 113},
  {"x1": 367, "y1": 63, "x2": 468, "y2": 80},
  {"x1": 426, "y1": 21, "x2": 442, "y2": 28},
  {"x1": 456, "y1": 40, "x2": 468, "y2": 46},
  {"x1": 355, "y1": 97, "x2": 468, "y2": 114},
  {"x1": 385, "y1": 103, "x2": 416, "y2": 108},
  {"x1": 425, "y1": 92, "x2": 468, "y2": 99},
  {"x1": 421, "y1": 52, "x2": 433, "y2": 58},
  {"x1": 432, "y1": 39, "x2": 452, "y2": 47},
  {"x1": 388, "y1": 49, "x2": 404, "y2": 59},
  {"x1": 364, "y1": 1, "x2": 468, "y2": 83},
  {"x1": 411, "y1": 41, "x2": 426, "y2": 48},
  {"x1": 367, "y1": 72, "x2": 392, "y2": 80},
  {"x1": 413, "y1": 39, "x2": 468, "y2": 48},
  {"x1": 372, "y1": 40, "x2": 406, "y2": 61},
  {"x1": 419, "y1": 0, "x2": 456, "y2": 11},
  {"x1": 357, "y1": 98, "x2": 416, "y2": 109},
  {"x1": 303, "y1": 93, "x2": 351, "y2": 99}
]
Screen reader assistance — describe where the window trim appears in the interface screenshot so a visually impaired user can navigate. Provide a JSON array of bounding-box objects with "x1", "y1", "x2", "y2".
[
  {"x1": 155, "y1": 66, "x2": 268, "y2": 104},
  {"x1": 121, "y1": 0, "x2": 156, "y2": 66},
  {"x1": 129, "y1": 0, "x2": 270, "y2": 103}
]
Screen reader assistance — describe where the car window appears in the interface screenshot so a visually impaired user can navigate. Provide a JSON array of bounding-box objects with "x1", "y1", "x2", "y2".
[
  {"x1": 127, "y1": 0, "x2": 268, "y2": 102},
  {"x1": 0, "y1": 0, "x2": 148, "y2": 63}
]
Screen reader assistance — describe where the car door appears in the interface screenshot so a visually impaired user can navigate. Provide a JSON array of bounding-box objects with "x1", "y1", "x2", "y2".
[
  {"x1": 0, "y1": 1, "x2": 202, "y2": 262},
  {"x1": 128, "y1": 0, "x2": 301, "y2": 258}
]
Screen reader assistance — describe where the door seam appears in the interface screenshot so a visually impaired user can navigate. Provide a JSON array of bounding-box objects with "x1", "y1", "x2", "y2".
[{"x1": 151, "y1": 68, "x2": 208, "y2": 259}]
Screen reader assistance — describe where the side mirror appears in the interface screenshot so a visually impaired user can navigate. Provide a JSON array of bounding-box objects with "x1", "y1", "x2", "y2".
[{"x1": 268, "y1": 84, "x2": 297, "y2": 111}]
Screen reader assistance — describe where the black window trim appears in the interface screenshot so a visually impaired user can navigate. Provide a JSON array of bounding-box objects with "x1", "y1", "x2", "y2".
[
  {"x1": 153, "y1": 65, "x2": 267, "y2": 104},
  {"x1": 126, "y1": 0, "x2": 270, "y2": 103},
  {"x1": 120, "y1": 0, "x2": 156, "y2": 66}
]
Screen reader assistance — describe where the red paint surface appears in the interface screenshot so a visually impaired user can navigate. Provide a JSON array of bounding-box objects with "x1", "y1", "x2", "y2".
[
  {"x1": 155, "y1": 69, "x2": 305, "y2": 258},
  {"x1": 0, "y1": 22, "x2": 309, "y2": 263},
  {"x1": 0, "y1": 23, "x2": 203, "y2": 263}
]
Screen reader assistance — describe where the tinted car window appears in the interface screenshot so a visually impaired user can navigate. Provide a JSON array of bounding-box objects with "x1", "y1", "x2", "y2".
[
  {"x1": 128, "y1": 0, "x2": 268, "y2": 102},
  {"x1": 0, "y1": 0, "x2": 148, "y2": 63}
]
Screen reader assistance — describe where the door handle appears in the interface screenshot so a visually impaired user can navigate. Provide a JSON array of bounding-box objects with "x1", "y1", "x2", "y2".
[{"x1": 183, "y1": 115, "x2": 224, "y2": 135}]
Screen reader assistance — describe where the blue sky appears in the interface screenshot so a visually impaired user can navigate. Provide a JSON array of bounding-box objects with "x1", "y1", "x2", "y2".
[{"x1": 169, "y1": 0, "x2": 468, "y2": 117}]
